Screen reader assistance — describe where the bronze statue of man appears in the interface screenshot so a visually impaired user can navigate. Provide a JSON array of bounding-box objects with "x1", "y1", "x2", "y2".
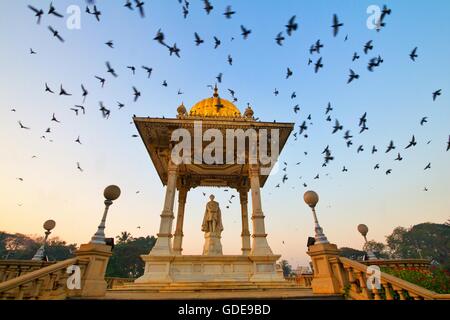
[{"x1": 201, "y1": 195, "x2": 224, "y2": 234}]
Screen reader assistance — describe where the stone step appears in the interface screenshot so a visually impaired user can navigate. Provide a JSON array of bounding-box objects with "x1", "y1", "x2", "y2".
[{"x1": 103, "y1": 288, "x2": 344, "y2": 300}]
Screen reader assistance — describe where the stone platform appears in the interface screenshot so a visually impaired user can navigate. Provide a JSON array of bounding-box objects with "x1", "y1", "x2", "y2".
[{"x1": 135, "y1": 254, "x2": 284, "y2": 283}]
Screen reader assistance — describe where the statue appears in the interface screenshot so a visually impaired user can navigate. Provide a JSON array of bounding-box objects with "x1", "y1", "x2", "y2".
[
  {"x1": 201, "y1": 195, "x2": 224, "y2": 255},
  {"x1": 201, "y1": 195, "x2": 224, "y2": 234}
]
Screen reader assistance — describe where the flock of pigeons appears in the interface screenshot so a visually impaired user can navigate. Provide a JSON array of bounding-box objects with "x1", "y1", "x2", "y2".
[{"x1": 12, "y1": 1, "x2": 449, "y2": 207}]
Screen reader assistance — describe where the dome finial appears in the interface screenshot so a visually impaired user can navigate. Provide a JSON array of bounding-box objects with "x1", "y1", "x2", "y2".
[{"x1": 213, "y1": 83, "x2": 219, "y2": 98}]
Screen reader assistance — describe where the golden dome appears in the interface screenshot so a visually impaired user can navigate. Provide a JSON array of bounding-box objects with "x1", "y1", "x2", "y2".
[{"x1": 189, "y1": 86, "x2": 241, "y2": 118}]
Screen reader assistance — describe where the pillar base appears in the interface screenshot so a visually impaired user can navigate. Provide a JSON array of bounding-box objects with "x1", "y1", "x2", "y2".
[
  {"x1": 307, "y1": 243, "x2": 343, "y2": 295},
  {"x1": 203, "y1": 232, "x2": 223, "y2": 256},
  {"x1": 75, "y1": 243, "x2": 112, "y2": 298}
]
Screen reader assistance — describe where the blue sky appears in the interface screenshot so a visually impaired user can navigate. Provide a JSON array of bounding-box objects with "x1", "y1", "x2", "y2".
[{"x1": 0, "y1": 1, "x2": 449, "y2": 267}]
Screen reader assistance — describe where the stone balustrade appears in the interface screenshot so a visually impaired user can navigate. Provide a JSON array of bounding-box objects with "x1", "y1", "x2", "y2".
[
  {"x1": 0, "y1": 258, "x2": 88, "y2": 300},
  {"x1": 339, "y1": 257, "x2": 449, "y2": 300},
  {"x1": 106, "y1": 277, "x2": 136, "y2": 289},
  {"x1": 359, "y1": 259, "x2": 431, "y2": 273},
  {"x1": 0, "y1": 260, "x2": 55, "y2": 283}
]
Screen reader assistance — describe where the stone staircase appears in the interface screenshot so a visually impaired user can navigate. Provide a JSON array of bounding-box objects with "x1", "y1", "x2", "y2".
[{"x1": 105, "y1": 280, "x2": 342, "y2": 300}]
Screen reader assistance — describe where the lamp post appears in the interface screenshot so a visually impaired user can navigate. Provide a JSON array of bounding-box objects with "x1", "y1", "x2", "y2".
[
  {"x1": 90, "y1": 185, "x2": 121, "y2": 244},
  {"x1": 357, "y1": 224, "x2": 377, "y2": 260},
  {"x1": 32, "y1": 220, "x2": 56, "y2": 261},
  {"x1": 303, "y1": 191, "x2": 329, "y2": 244}
]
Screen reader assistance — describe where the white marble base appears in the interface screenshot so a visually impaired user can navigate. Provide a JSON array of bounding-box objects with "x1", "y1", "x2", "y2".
[
  {"x1": 135, "y1": 254, "x2": 284, "y2": 284},
  {"x1": 202, "y1": 232, "x2": 223, "y2": 256}
]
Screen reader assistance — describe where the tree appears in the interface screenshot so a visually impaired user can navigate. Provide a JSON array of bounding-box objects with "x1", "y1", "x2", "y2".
[
  {"x1": 279, "y1": 259, "x2": 294, "y2": 277},
  {"x1": 339, "y1": 247, "x2": 366, "y2": 260},
  {"x1": 364, "y1": 240, "x2": 390, "y2": 259},
  {"x1": 0, "y1": 232, "x2": 76, "y2": 261},
  {"x1": 386, "y1": 223, "x2": 450, "y2": 270},
  {"x1": 106, "y1": 234, "x2": 156, "y2": 278},
  {"x1": 116, "y1": 231, "x2": 132, "y2": 244}
]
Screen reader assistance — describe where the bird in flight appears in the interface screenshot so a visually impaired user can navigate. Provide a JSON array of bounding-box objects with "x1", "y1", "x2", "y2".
[
  {"x1": 105, "y1": 40, "x2": 114, "y2": 48},
  {"x1": 135, "y1": 0, "x2": 145, "y2": 18},
  {"x1": 154, "y1": 29, "x2": 167, "y2": 47},
  {"x1": 48, "y1": 26, "x2": 64, "y2": 42},
  {"x1": 142, "y1": 66, "x2": 153, "y2": 78},
  {"x1": 127, "y1": 66, "x2": 136, "y2": 75},
  {"x1": 76, "y1": 162, "x2": 83, "y2": 172},
  {"x1": 18, "y1": 121, "x2": 30, "y2": 130},
  {"x1": 331, "y1": 14, "x2": 343, "y2": 37},
  {"x1": 99, "y1": 102, "x2": 111, "y2": 119},
  {"x1": 168, "y1": 43, "x2": 181, "y2": 58},
  {"x1": 240, "y1": 25, "x2": 251, "y2": 39},
  {"x1": 446, "y1": 136, "x2": 450, "y2": 151},
  {"x1": 59, "y1": 85, "x2": 71, "y2": 96},
  {"x1": 95, "y1": 76, "x2": 106, "y2": 88},
  {"x1": 332, "y1": 119, "x2": 343, "y2": 134},
  {"x1": 385, "y1": 140, "x2": 395, "y2": 153},
  {"x1": 432, "y1": 89, "x2": 441, "y2": 101},
  {"x1": 133, "y1": 86, "x2": 141, "y2": 102},
  {"x1": 75, "y1": 136, "x2": 82, "y2": 145},
  {"x1": 194, "y1": 32, "x2": 204, "y2": 46},
  {"x1": 48, "y1": 2, "x2": 63, "y2": 18},
  {"x1": 364, "y1": 40, "x2": 373, "y2": 54},
  {"x1": 51, "y1": 113, "x2": 60, "y2": 123},
  {"x1": 352, "y1": 52, "x2": 360, "y2": 61},
  {"x1": 347, "y1": 69, "x2": 359, "y2": 83},
  {"x1": 286, "y1": 67, "x2": 293, "y2": 79},
  {"x1": 424, "y1": 163, "x2": 431, "y2": 170},
  {"x1": 420, "y1": 117, "x2": 428, "y2": 126},
  {"x1": 203, "y1": 0, "x2": 213, "y2": 15},
  {"x1": 45, "y1": 83, "x2": 54, "y2": 94},
  {"x1": 405, "y1": 135, "x2": 417, "y2": 149},
  {"x1": 106, "y1": 61, "x2": 118, "y2": 77},
  {"x1": 213, "y1": 36, "x2": 221, "y2": 49},
  {"x1": 385, "y1": 169, "x2": 392, "y2": 175},
  {"x1": 395, "y1": 153, "x2": 403, "y2": 161},
  {"x1": 410, "y1": 47, "x2": 418, "y2": 61},
  {"x1": 274, "y1": 88, "x2": 279, "y2": 96},
  {"x1": 223, "y1": 6, "x2": 236, "y2": 19},
  {"x1": 124, "y1": 0, "x2": 133, "y2": 10},
  {"x1": 28, "y1": 5, "x2": 44, "y2": 24},
  {"x1": 227, "y1": 54, "x2": 233, "y2": 66},
  {"x1": 314, "y1": 57, "x2": 323, "y2": 73},
  {"x1": 286, "y1": 16, "x2": 298, "y2": 36},
  {"x1": 81, "y1": 84, "x2": 88, "y2": 103},
  {"x1": 275, "y1": 32, "x2": 285, "y2": 46}
]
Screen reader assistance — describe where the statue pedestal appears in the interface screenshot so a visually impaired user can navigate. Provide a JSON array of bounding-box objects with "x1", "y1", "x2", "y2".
[{"x1": 203, "y1": 232, "x2": 223, "y2": 256}]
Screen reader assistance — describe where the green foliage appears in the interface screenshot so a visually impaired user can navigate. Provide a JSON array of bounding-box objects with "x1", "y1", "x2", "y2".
[
  {"x1": 279, "y1": 259, "x2": 294, "y2": 277},
  {"x1": 383, "y1": 266, "x2": 450, "y2": 294},
  {"x1": 106, "y1": 233, "x2": 156, "y2": 278},
  {"x1": 0, "y1": 231, "x2": 76, "y2": 261},
  {"x1": 386, "y1": 223, "x2": 450, "y2": 270},
  {"x1": 364, "y1": 240, "x2": 390, "y2": 259},
  {"x1": 339, "y1": 247, "x2": 366, "y2": 260}
]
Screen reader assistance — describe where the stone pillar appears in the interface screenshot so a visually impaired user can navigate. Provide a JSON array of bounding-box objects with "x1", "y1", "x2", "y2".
[
  {"x1": 149, "y1": 161, "x2": 178, "y2": 256},
  {"x1": 75, "y1": 243, "x2": 112, "y2": 298},
  {"x1": 248, "y1": 164, "x2": 273, "y2": 256},
  {"x1": 239, "y1": 189, "x2": 251, "y2": 255},
  {"x1": 173, "y1": 187, "x2": 188, "y2": 255},
  {"x1": 307, "y1": 242, "x2": 345, "y2": 294}
]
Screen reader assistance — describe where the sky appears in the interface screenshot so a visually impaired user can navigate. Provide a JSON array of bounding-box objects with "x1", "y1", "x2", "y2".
[{"x1": 0, "y1": 0, "x2": 449, "y2": 267}]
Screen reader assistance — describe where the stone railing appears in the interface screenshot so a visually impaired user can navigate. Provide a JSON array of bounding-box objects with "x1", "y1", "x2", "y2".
[
  {"x1": 295, "y1": 274, "x2": 313, "y2": 288},
  {"x1": 359, "y1": 259, "x2": 431, "y2": 273},
  {"x1": 106, "y1": 277, "x2": 136, "y2": 289},
  {"x1": 0, "y1": 260, "x2": 56, "y2": 283},
  {"x1": 339, "y1": 257, "x2": 450, "y2": 300},
  {"x1": 0, "y1": 243, "x2": 112, "y2": 300},
  {"x1": 0, "y1": 258, "x2": 87, "y2": 300}
]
